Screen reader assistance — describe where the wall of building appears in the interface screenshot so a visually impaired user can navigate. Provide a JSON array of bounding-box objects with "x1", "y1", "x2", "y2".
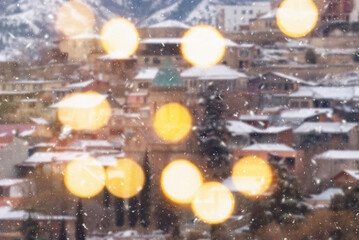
[{"x1": 0, "y1": 138, "x2": 28, "y2": 178}]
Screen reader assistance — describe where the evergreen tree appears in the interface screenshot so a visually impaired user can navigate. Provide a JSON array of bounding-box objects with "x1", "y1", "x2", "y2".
[
  {"x1": 331, "y1": 185, "x2": 359, "y2": 212},
  {"x1": 114, "y1": 197, "x2": 125, "y2": 227},
  {"x1": 353, "y1": 50, "x2": 359, "y2": 62},
  {"x1": 139, "y1": 150, "x2": 151, "y2": 228},
  {"x1": 249, "y1": 161, "x2": 308, "y2": 231},
  {"x1": 128, "y1": 197, "x2": 138, "y2": 227},
  {"x1": 197, "y1": 84, "x2": 230, "y2": 177},
  {"x1": 269, "y1": 161, "x2": 308, "y2": 225},
  {"x1": 103, "y1": 188, "x2": 110, "y2": 209},
  {"x1": 305, "y1": 48, "x2": 317, "y2": 64},
  {"x1": 59, "y1": 220, "x2": 67, "y2": 240},
  {"x1": 20, "y1": 216, "x2": 39, "y2": 240},
  {"x1": 75, "y1": 199, "x2": 86, "y2": 240},
  {"x1": 155, "y1": 195, "x2": 178, "y2": 233}
]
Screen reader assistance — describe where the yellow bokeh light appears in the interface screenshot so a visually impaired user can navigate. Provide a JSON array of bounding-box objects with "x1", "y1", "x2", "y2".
[
  {"x1": 64, "y1": 156, "x2": 106, "y2": 198},
  {"x1": 181, "y1": 25, "x2": 226, "y2": 67},
  {"x1": 232, "y1": 156, "x2": 273, "y2": 197},
  {"x1": 56, "y1": 1, "x2": 95, "y2": 37},
  {"x1": 277, "y1": 0, "x2": 318, "y2": 38},
  {"x1": 161, "y1": 159, "x2": 203, "y2": 204},
  {"x1": 57, "y1": 91, "x2": 112, "y2": 131},
  {"x1": 101, "y1": 18, "x2": 139, "y2": 58},
  {"x1": 191, "y1": 182, "x2": 234, "y2": 224},
  {"x1": 153, "y1": 103, "x2": 192, "y2": 143},
  {"x1": 105, "y1": 158, "x2": 145, "y2": 199}
]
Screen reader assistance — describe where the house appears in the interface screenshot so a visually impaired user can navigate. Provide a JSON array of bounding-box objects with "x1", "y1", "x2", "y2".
[
  {"x1": 132, "y1": 68, "x2": 159, "y2": 93},
  {"x1": 236, "y1": 44, "x2": 261, "y2": 69},
  {"x1": 181, "y1": 64, "x2": 248, "y2": 96},
  {"x1": 226, "y1": 120, "x2": 257, "y2": 150},
  {"x1": 313, "y1": 150, "x2": 359, "y2": 181},
  {"x1": 294, "y1": 122, "x2": 359, "y2": 150},
  {"x1": 251, "y1": 126, "x2": 293, "y2": 146},
  {"x1": 57, "y1": 33, "x2": 104, "y2": 62},
  {"x1": 234, "y1": 143, "x2": 301, "y2": 172},
  {"x1": 0, "y1": 206, "x2": 74, "y2": 240},
  {"x1": 94, "y1": 54, "x2": 137, "y2": 93},
  {"x1": 249, "y1": 9, "x2": 278, "y2": 33},
  {"x1": 239, "y1": 114, "x2": 270, "y2": 128},
  {"x1": 216, "y1": 2, "x2": 271, "y2": 32},
  {"x1": 0, "y1": 178, "x2": 28, "y2": 207},
  {"x1": 288, "y1": 86, "x2": 359, "y2": 109},
  {"x1": 139, "y1": 20, "x2": 190, "y2": 39},
  {"x1": 248, "y1": 72, "x2": 314, "y2": 107},
  {"x1": 333, "y1": 169, "x2": 359, "y2": 188},
  {"x1": 280, "y1": 108, "x2": 333, "y2": 128}
]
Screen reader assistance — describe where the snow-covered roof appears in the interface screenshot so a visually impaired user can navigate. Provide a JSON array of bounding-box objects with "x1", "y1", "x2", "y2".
[
  {"x1": 258, "y1": 9, "x2": 277, "y2": 19},
  {"x1": 19, "y1": 129, "x2": 36, "y2": 137},
  {"x1": 0, "y1": 206, "x2": 74, "y2": 220},
  {"x1": 336, "y1": 169, "x2": 359, "y2": 180},
  {"x1": 239, "y1": 115, "x2": 269, "y2": 121},
  {"x1": 50, "y1": 94, "x2": 108, "y2": 109},
  {"x1": 227, "y1": 120, "x2": 257, "y2": 136},
  {"x1": 281, "y1": 108, "x2": 333, "y2": 120},
  {"x1": 25, "y1": 152, "x2": 90, "y2": 164},
  {"x1": 320, "y1": 71, "x2": 359, "y2": 86},
  {"x1": 141, "y1": 38, "x2": 183, "y2": 45},
  {"x1": 147, "y1": 20, "x2": 190, "y2": 29},
  {"x1": 181, "y1": 65, "x2": 247, "y2": 80},
  {"x1": 97, "y1": 54, "x2": 137, "y2": 60},
  {"x1": 70, "y1": 140, "x2": 114, "y2": 149},
  {"x1": 140, "y1": 38, "x2": 239, "y2": 47},
  {"x1": 30, "y1": 117, "x2": 49, "y2": 125},
  {"x1": 290, "y1": 86, "x2": 359, "y2": 101},
  {"x1": 259, "y1": 126, "x2": 291, "y2": 133},
  {"x1": 65, "y1": 80, "x2": 94, "y2": 89},
  {"x1": 134, "y1": 68, "x2": 159, "y2": 80},
  {"x1": 68, "y1": 33, "x2": 101, "y2": 40},
  {"x1": 309, "y1": 188, "x2": 343, "y2": 201},
  {"x1": 0, "y1": 178, "x2": 26, "y2": 187},
  {"x1": 243, "y1": 143, "x2": 294, "y2": 151},
  {"x1": 314, "y1": 150, "x2": 359, "y2": 160},
  {"x1": 294, "y1": 122, "x2": 357, "y2": 134},
  {"x1": 271, "y1": 72, "x2": 315, "y2": 86}
]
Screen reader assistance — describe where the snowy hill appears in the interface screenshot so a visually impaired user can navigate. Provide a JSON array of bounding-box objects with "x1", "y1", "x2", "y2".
[{"x1": 0, "y1": 0, "x2": 269, "y2": 59}]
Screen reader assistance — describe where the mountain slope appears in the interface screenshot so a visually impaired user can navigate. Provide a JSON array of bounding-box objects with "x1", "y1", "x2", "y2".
[{"x1": 0, "y1": 0, "x2": 268, "y2": 59}]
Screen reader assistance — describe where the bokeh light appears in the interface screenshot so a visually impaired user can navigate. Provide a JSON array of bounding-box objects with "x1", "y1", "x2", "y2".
[
  {"x1": 101, "y1": 18, "x2": 139, "y2": 58},
  {"x1": 161, "y1": 159, "x2": 203, "y2": 204},
  {"x1": 232, "y1": 156, "x2": 273, "y2": 197},
  {"x1": 153, "y1": 103, "x2": 192, "y2": 143},
  {"x1": 191, "y1": 182, "x2": 234, "y2": 224},
  {"x1": 56, "y1": 1, "x2": 95, "y2": 37},
  {"x1": 181, "y1": 25, "x2": 226, "y2": 67},
  {"x1": 57, "y1": 91, "x2": 111, "y2": 131},
  {"x1": 276, "y1": 0, "x2": 318, "y2": 38},
  {"x1": 64, "y1": 156, "x2": 106, "y2": 198},
  {"x1": 106, "y1": 158, "x2": 145, "y2": 199}
]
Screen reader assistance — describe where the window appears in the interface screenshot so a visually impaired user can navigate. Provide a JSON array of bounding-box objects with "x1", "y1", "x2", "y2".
[
  {"x1": 242, "y1": 10, "x2": 246, "y2": 14},
  {"x1": 290, "y1": 101, "x2": 299, "y2": 108},
  {"x1": 153, "y1": 58, "x2": 161, "y2": 64},
  {"x1": 138, "y1": 82, "x2": 149, "y2": 89},
  {"x1": 249, "y1": 10, "x2": 253, "y2": 14}
]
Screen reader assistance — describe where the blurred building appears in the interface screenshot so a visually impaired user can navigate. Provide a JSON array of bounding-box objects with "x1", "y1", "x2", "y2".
[{"x1": 216, "y1": 2, "x2": 271, "y2": 32}]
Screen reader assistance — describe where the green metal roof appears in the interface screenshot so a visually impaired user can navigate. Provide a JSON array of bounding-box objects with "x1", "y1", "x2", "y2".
[{"x1": 151, "y1": 58, "x2": 185, "y2": 88}]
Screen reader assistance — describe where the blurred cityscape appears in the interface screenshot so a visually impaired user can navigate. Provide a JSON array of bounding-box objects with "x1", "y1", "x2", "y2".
[{"x1": 1, "y1": 0, "x2": 359, "y2": 239}]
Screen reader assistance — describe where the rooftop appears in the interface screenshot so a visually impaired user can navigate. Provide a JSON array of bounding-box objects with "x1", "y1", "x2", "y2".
[
  {"x1": 151, "y1": 58, "x2": 185, "y2": 89},
  {"x1": 281, "y1": 108, "x2": 333, "y2": 119},
  {"x1": 294, "y1": 122, "x2": 357, "y2": 134},
  {"x1": 181, "y1": 65, "x2": 247, "y2": 80},
  {"x1": 309, "y1": 188, "x2": 343, "y2": 201},
  {"x1": 134, "y1": 68, "x2": 159, "y2": 80},
  {"x1": 243, "y1": 143, "x2": 294, "y2": 151},
  {"x1": 315, "y1": 150, "x2": 359, "y2": 160},
  {"x1": 227, "y1": 120, "x2": 258, "y2": 136}
]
